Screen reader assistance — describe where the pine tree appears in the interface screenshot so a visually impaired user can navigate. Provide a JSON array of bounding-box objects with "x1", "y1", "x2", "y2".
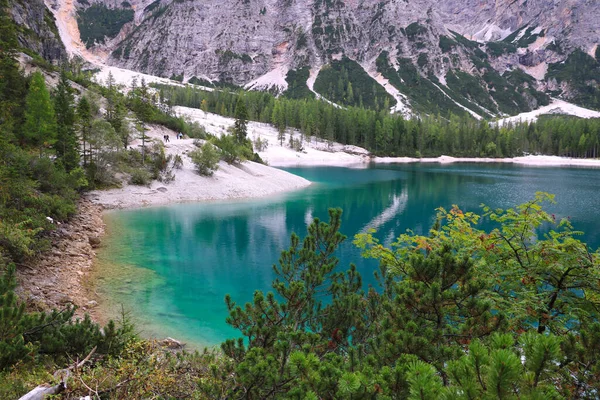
[
  {"x1": 233, "y1": 96, "x2": 248, "y2": 144},
  {"x1": 0, "y1": 264, "x2": 29, "y2": 370},
  {"x1": 54, "y1": 69, "x2": 79, "y2": 171},
  {"x1": 22, "y1": 72, "x2": 56, "y2": 155},
  {"x1": 0, "y1": 0, "x2": 26, "y2": 137},
  {"x1": 77, "y1": 96, "x2": 92, "y2": 166}
]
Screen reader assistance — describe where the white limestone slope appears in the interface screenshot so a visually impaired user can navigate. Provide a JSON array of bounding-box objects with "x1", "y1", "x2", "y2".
[
  {"x1": 90, "y1": 123, "x2": 312, "y2": 209},
  {"x1": 174, "y1": 106, "x2": 370, "y2": 167},
  {"x1": 244, "y1": 66, "x2": 289, "y2": 93},
  {"x1": 497, "y1": 99, "x2": 600, "y2": 126}
]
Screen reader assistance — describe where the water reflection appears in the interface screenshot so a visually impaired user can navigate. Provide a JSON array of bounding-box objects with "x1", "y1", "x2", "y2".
[{"x1": 97, "y1": 164, "x2": 600, "y2": 347}]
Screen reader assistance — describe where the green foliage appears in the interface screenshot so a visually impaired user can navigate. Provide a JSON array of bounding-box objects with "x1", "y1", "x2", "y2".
[
  {"x1": 233, "y1": 96, "x2": 248, "y2": 144},
  {"x1": 215, "y1": 195, "x2": 600, "y2": 398},
  {"x1": 210, "y1": 134, "x2": 253, "y2": 164},
  {"x1": 0, "y1": 264, "x2": 134, "y2": 372},
  {"x1": 76, "y1": 4, "x2": 134, "y2": 48},
  {"x1": 189, "y1": 142, "x2": 220, "y2": 176},
  {"x1": 53, "y1": 69, "x2": 79, "y2": 171},
  {"x1": 23, "y1": 72, "x2": 56, "y2": 154},
  {"x1": 547, "y1": 49, "x2": 600, "y2": 110},
  {"x1": 486, "y1": 41, "x2": 517, "y2": 57},
  {"x1": 283, "y1": 67, "x2": 315, "y2": 100},
  {"x1": 314, "y1": 56, "x2": 395, "y2": 109},
  {"x1": 153, "y1": 80, "x2": 600, "y2": 158},
  {"x1": 169, "y1": 73, "x2": 183, "y2": 82},
  {"x1": 128, "y1": 168, "x2": 152, "y2": 186},
  {"x1": 438, "y1": 35, "x2": 457, "y2": 53},
  {"x1": 376, "y1": 53, "x2": 471, "y2": 117},
  {"x1": 405, "y1": 22, "x2": 427, "y2": 39}
]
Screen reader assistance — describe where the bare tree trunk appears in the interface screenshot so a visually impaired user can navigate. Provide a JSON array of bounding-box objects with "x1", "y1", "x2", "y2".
[{"x1": 18, "y1": 347, "x2": 96, "y2": 400}]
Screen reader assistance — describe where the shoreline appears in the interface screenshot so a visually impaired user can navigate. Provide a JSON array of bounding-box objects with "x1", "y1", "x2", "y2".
[
  {"x1": 16, "y1": 197, "x2": 106, "y2": 321},
  {"x1": 371, "y1": 155, "x2": 600, "y2": 168},
  {"x1": 20, "y1": 154, "x2": 600, "y2": 323}
]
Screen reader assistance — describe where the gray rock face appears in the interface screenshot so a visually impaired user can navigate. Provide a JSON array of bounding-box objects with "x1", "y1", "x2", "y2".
[
  {"x1": 100, "y1": 0, "x2": 598, "y2": 85},
  {"x1": 11, "y1": 0, "x2": 66, "y2": 62}
]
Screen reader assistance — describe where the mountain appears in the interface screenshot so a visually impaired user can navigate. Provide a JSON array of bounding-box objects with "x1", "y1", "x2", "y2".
[
  {"x1": 16, "y1": 0, "x2": 600, "y2": 117},
  {"x1": 10, "y1": 0, "x2": 66, "y2": 62}
]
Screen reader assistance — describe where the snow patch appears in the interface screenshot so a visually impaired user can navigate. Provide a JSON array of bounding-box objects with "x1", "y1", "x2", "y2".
[{"x1": 511, "y1": 26, "x2": 529, "y2": 44}]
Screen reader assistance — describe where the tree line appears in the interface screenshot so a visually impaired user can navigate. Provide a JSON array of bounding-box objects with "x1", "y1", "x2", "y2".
[{"x1": 155, "y1": 83, "x2": 600, "y2": 158}]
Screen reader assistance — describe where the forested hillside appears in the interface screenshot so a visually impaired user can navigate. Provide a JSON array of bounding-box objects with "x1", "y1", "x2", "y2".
[
  {"x1": 3, "y1": 0, "x2": 600, "y2": 398},
  {"x1": 156, "y1": 83, "x2": 600, "y2": 158}
]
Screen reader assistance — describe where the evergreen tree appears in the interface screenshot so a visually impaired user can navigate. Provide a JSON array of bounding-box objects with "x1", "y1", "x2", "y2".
[
  {"x1": 0, "y1": 0, "x2": 25, "y2": 137},
  {"x1": 233, "y1": 96, "x2": 248, "y2": 144},
  {"x1": 54, "y1": 69, "x2": 79, "y2": 171},
  {"x1": 77, "y1": 96, "x2": 92, "y2": 166},
  {"x1": 22, "y1": 72, "x2": 56, "y2": 156}
]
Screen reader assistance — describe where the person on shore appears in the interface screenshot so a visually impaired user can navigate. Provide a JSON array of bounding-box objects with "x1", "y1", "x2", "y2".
[{"x1": 178, "y1": 132, "x2": 183, "y2": 140}]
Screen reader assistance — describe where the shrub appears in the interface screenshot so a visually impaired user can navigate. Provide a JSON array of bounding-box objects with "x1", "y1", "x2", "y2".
[
  {"x1": 189, "y1": 143, "x2": 220, "y2": 176},
  {"x1": 129, "y1": 168, "x2": 152, "y2": 186},
  {"x1": 211, "y1": 135, "x2": 252, "y2": 164},
  {"x1": 253, "y1": 136, "x2": 268, "y2": 152}
]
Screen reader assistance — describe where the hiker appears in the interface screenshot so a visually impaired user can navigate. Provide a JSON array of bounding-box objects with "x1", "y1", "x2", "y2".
[{"x1": 178, "y1": 132, "x2": 183, "y2": 140}]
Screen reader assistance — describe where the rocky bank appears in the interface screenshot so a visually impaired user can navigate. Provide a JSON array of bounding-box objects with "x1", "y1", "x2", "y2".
[{"x1": 16, "y1": 197, "x2": 105, "y2": 319}]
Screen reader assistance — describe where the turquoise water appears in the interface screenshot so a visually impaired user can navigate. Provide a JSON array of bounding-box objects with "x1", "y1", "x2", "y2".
[{"x1": 96, "y1": 163, "x2": 600, "y2": 348}]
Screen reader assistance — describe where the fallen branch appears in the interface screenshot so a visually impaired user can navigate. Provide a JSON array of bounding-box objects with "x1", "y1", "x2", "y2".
[{"x1": 18, "y1": 346, "x2": 97, "y2": 400}]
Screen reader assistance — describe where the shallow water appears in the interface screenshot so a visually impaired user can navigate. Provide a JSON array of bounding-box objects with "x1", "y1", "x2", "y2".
[{"x1": 95, "y1": 163, "x2": 600, "y2": 348}]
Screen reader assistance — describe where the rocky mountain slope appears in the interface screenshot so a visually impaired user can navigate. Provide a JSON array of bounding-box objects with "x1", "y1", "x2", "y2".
[
  {"x1": 14, "y1": 0, "x2": 600, "y2": 118},
  {"x1": 10, "y1": 0, "x2": 66, "y2": 62}
]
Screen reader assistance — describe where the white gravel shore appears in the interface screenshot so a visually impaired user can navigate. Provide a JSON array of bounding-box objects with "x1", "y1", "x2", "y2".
[{"x1": 90, "y1": 124, "x2": 311, "y2": 209}]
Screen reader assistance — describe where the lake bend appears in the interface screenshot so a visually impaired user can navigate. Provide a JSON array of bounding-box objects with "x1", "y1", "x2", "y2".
[{"x1": 94, "y1": 163, "x2": 600, "y2": 348}]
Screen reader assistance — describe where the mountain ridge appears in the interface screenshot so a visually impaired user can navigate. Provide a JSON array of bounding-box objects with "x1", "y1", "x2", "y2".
[{"x1": 12, "y1": 0, "x2": 600, "y2": 117}]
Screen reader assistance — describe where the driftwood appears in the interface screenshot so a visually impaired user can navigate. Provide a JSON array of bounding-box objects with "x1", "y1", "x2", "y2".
[{"x1": 18, "y1": 347, "x2": 96, "y2": 400}]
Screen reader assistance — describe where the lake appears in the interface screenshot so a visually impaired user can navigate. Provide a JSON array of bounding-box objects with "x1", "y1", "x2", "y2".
[{"x1": 94, "y1": 163, "x2": 600, "y2": 348}]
